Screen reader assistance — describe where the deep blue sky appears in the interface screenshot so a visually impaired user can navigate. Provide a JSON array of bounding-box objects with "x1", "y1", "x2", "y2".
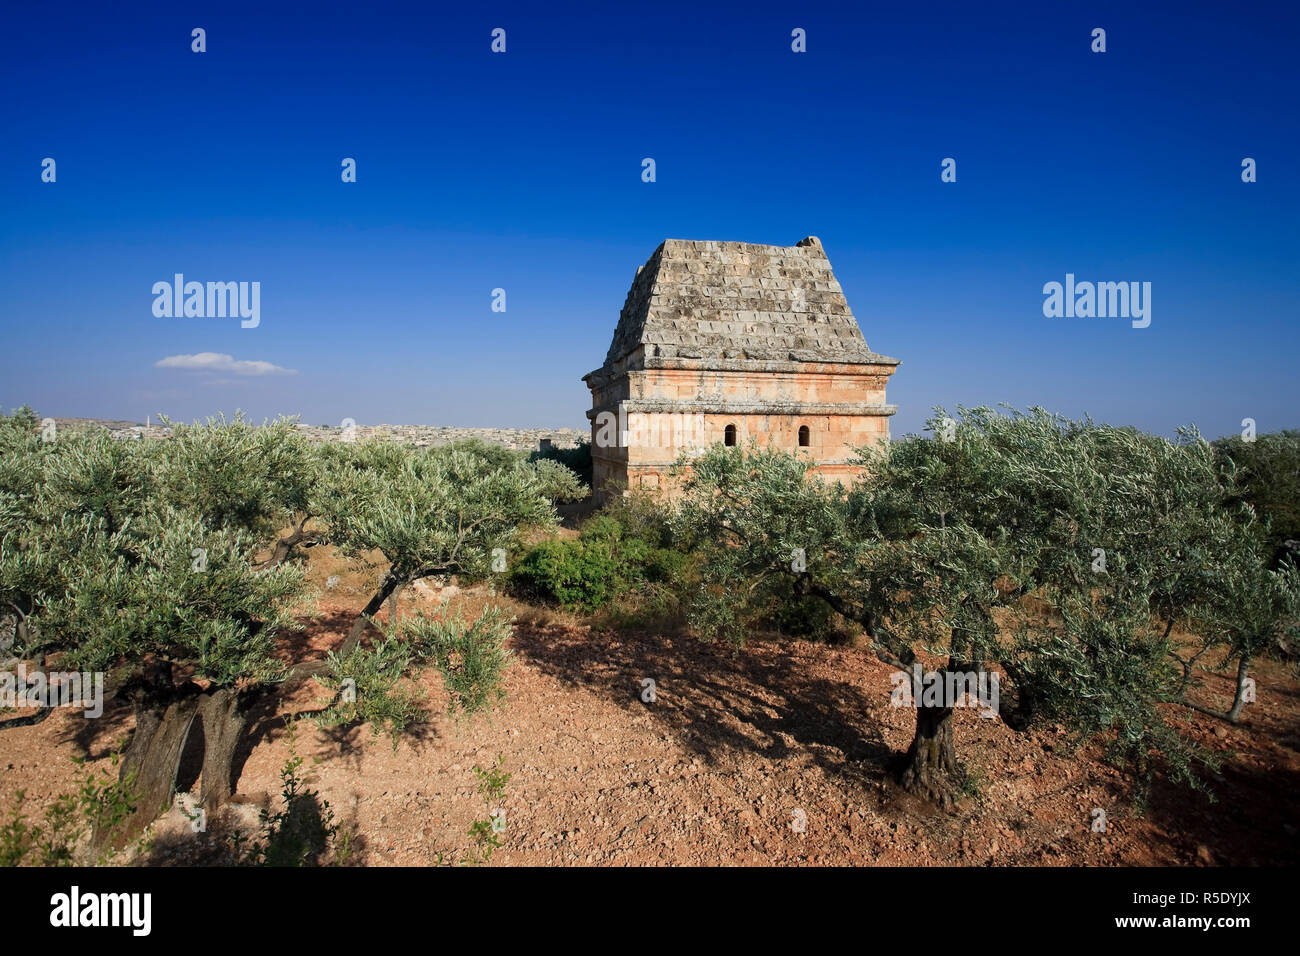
[{"x1": 1, "y1": 1, "x2": 1296, "y2": 438}]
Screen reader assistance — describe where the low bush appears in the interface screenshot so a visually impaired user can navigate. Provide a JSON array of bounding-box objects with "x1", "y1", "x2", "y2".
[
  {"x1": 509, "y1": 510, "x2": 687, "y2": 613},
  {"x1": 509, "y1": 537, "x2": 628, "y2": 611},
  {"x1": 317, "y1": 606, "x2": 515, "y2": 740},
  {"x1": 530, "y1": 458, "x2": 587, "y2": 504},
  {"x1": 530, "y1": 441, "x2": 592, "y2": 488}
]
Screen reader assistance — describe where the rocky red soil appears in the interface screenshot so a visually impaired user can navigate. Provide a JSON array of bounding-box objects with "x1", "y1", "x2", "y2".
[{"x1": 3, "y1": 564, "x2": 1298, "y2": 867}]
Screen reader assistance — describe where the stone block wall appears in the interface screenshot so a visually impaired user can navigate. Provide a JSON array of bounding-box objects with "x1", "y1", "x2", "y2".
[{"x1": 587, "y1": 353, "x2": 896, "y2": 498}]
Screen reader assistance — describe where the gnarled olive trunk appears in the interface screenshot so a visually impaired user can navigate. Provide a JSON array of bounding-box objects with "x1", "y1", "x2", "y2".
[
  {"x1": 197, "y1": 686, "x2": 250, "y2": 810},
  {"x1": 101, "y1": 665, "x2": 201, "y2": 849},
  {"x1": 99, "y1": 663, "x2": 253, "y2": 848},
  {"x1": 899, "y1": 702, "x2": 959, "y2": 806}
]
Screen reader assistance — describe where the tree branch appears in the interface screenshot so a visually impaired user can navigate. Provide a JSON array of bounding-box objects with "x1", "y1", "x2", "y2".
[{"x1": 259, "y1": 515, "x2": 317, "y2": 571}]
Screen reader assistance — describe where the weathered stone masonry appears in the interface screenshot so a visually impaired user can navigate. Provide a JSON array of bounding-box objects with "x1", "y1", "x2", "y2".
[{"x1": 583, "y1": 236, "x2": 899, "y2": 499}]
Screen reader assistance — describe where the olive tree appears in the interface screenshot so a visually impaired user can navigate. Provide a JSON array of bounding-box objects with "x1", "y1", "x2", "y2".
[
  {"x1": 675, "y1": 407, "x2": 1299, "y2": 804},
  {"x1": 0, "y1": 411, "x2": 573, "y2": 844},
  {"x1": 0, "y1": 413, "x2": 311, "y2": 838},
  {"x1": 312, "y1": 439, "x2": 559, "y2": 655}
]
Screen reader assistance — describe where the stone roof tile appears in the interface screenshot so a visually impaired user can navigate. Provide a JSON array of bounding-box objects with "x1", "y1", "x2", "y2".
[{"x1": 598, "y1": 237, "x2": 892, "y2": 372}]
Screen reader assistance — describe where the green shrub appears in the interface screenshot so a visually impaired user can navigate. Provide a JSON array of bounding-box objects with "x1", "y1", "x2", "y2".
[
  {"x1": 530, "y1": 458, "x2": 586, "y2": 504},
  {"x1": 530, "y1": 441, "x2": 592, "y2": 487},
  {"x1": 510, "y1": 523, "x2": 694, "y2": 618},
  {"x1": 510, "y1": 538, "x2": 629, "y2": 611},
  {"x1": 597, "y1": 491, "x2": 677, "y2": 548},
  {"x1": 578, "y1": 515, "x2": 623, "y2": 544},
  {"x1": 407, "y1": 606, "x2": 514, "y2": 716},
  {"x1": 643, "y1": 546, "x2": 688, "y2": 584},
  {"x1": 509, "y1": 495, "x2": 695, "y2": 615}
]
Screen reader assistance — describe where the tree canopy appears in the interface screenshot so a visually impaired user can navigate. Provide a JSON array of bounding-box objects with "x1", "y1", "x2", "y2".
[
  {"x1": 0, "y1": 409, "x2": 580, "y2": 840},
  {"x1": 674, "y1": 407, "x2": 1299, "y2": 803}
]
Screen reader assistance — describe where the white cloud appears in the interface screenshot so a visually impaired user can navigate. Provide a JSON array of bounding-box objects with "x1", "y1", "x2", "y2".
[{"x1": 154, "y1": 353, "x2": 296, "y2": 377}]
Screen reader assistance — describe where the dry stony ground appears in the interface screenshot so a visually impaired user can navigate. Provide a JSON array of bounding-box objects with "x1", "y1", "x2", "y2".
[{"x1": 3, "y1": 547, "x2": 1299, "y2": 867}]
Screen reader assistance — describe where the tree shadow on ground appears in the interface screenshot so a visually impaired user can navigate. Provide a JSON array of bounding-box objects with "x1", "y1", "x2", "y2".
[
  {"x1": 277, "y1": 606, "x2": 355, "y2": 666},
  {"x1": 510, "y1": 622, "x2": 896, "y2": 792},
  {"x1": 237, "y1": 687, "x2": 442, "y2": 778},
  {"x1": 67, "y1": 693, "x2": 134, "y2": 760},
  {"x1": 137, "y1": 793, "x2": 365, "y2": 866},
  {"x1": 556, "y1": 496, "x2": 599, "y2": 531},
  {"x1": 1140, "y1": 724, "x2": 1300, "y2": 866}
]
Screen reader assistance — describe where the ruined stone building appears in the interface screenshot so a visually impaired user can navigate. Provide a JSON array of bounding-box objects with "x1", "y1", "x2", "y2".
[{"x1": 583, "y1": 236, "x2": 899, "y2": 498}]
